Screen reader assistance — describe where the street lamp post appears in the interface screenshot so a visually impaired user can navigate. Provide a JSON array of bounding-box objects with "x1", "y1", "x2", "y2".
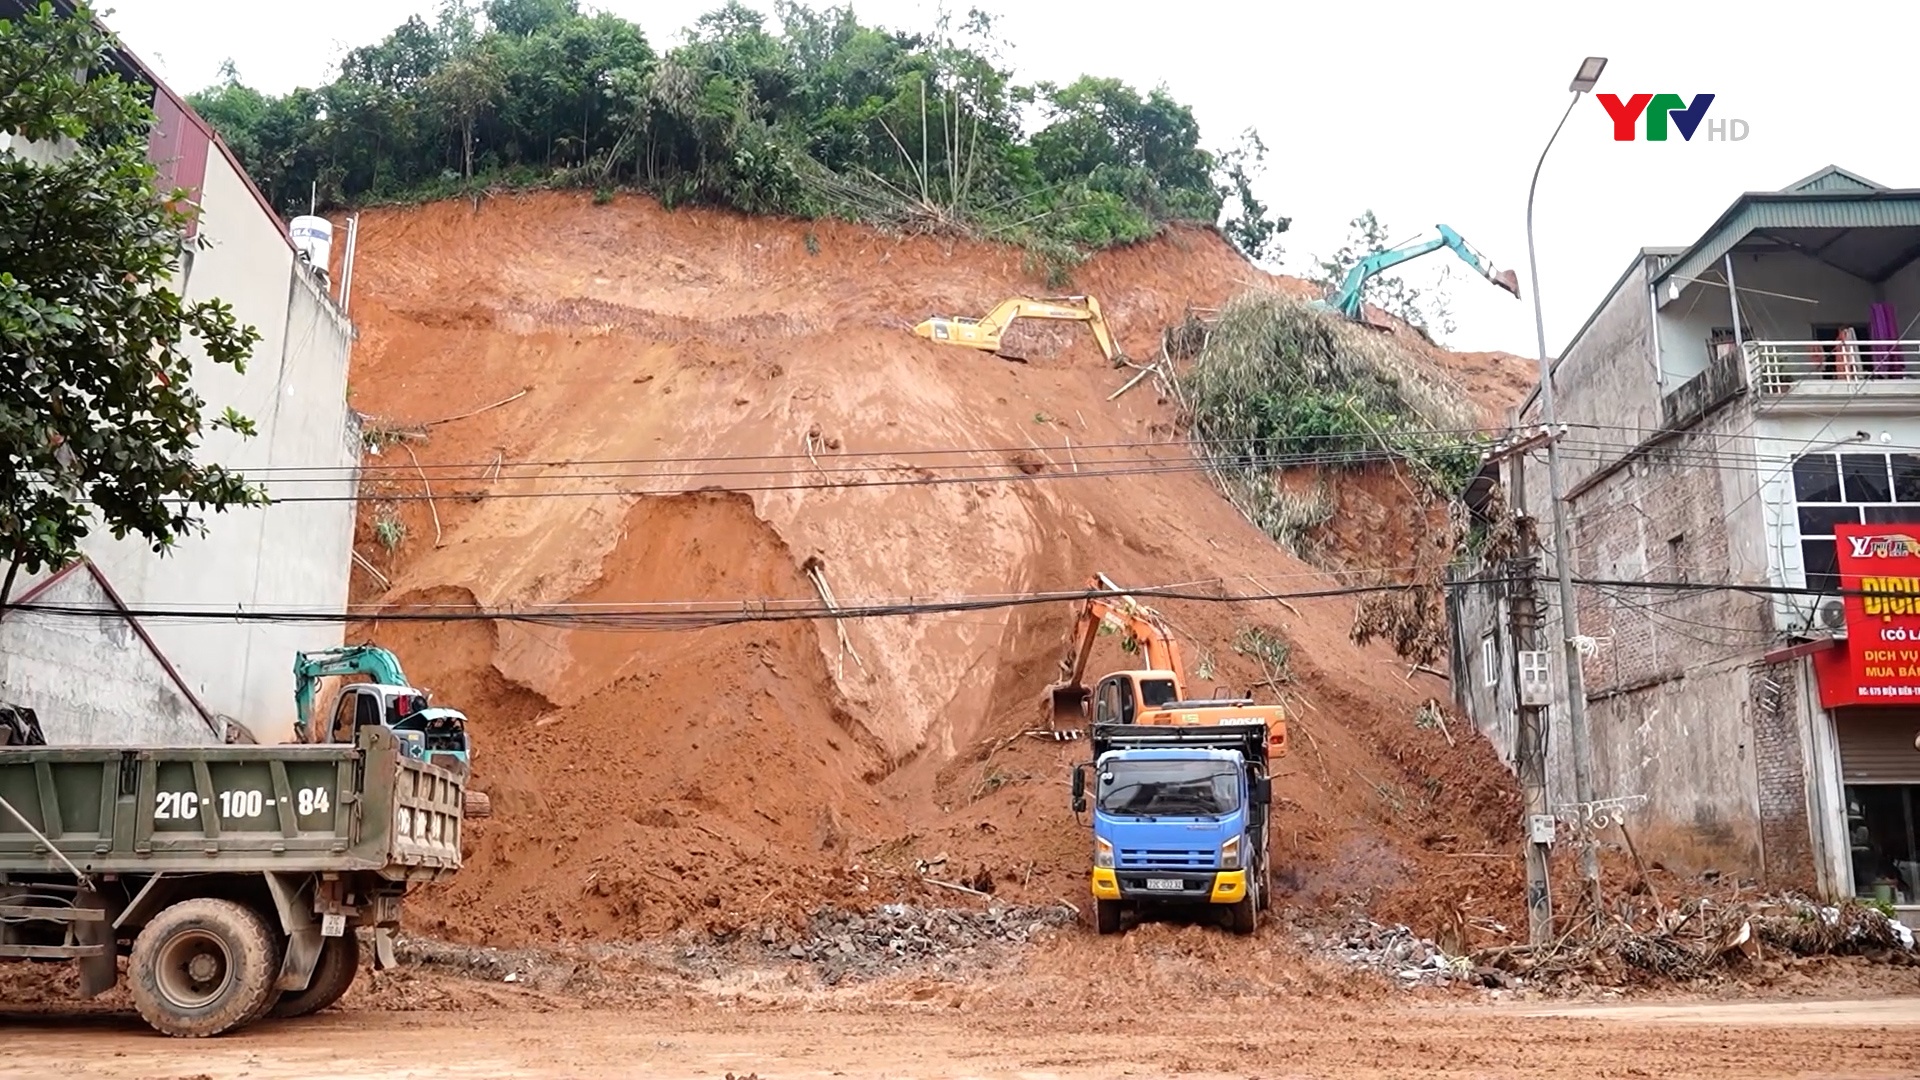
[{"x1": 1525, "y1": 56, "x2": 1608, "y2": 916}]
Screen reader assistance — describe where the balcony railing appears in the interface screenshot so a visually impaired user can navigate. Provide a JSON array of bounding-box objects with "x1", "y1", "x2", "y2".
[{"x1": 1742, "y1": 339, "x2": 1920, "y2": 395}]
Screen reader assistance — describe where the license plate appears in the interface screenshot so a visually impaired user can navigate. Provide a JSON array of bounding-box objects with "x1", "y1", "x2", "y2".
[
  {"x1": 1145, "y1": 878, "x2": 1184, "y2": 891},
  {"x1": 321, "y1": 913, "x2": 347, "y2": 938}
]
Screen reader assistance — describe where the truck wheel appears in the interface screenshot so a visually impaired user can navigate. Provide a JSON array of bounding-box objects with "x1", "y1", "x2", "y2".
[
  {"x1": 464, "y1": 790, "x2": 492, "y2": 818},
  {"x1": 1094, "y1": 899, "x2": 1123, "y2": 935},
  {"x1": 129, "y1": 898, "x2": 279, "y2": 1038},
  {"x1": 1228, "y1": 896, "x2": 1257, "y2": 936},
  {"x1": 270, "y1": 931, "x2": 360, "y2": 1019}
]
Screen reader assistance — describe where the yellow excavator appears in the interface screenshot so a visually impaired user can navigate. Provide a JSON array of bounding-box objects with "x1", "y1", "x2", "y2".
[{"x1": 913, "y1": 295, "x2": 1120, "y2": 364}]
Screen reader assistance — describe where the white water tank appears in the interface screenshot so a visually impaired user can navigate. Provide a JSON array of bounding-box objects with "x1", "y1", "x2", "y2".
[{"x1": 290, "y1": 215, "x2": 332, "y2": 271}]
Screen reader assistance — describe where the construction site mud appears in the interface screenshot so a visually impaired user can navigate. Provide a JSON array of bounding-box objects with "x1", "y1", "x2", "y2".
[
  {"x1": 323, "y1": 189, "x2": 1545, "y2": 950},
  {"x1": 8, "y1": 190, "x2": 1916, "y2": 1072}
]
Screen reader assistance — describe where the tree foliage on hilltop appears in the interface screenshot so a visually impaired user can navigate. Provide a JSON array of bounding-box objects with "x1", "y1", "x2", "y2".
[{"x1": 188, "y1": 0, "x2": 1287, "y2": 270}]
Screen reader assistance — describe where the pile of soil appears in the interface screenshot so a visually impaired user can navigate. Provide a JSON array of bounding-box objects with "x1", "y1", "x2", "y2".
[{"x1": 331, "y1": 190, "x2": 1529, "y2": 947}]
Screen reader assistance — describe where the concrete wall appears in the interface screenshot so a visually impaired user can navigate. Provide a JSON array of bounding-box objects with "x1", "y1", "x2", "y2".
[
  {"x1": 1447, "y1": 549, "x2": 1518, "y2": 768},
  {"x1": 0, "y1": 569, "x2": 216, "y2": 746},
  {"x1": 1529, "y1": 254, "x2": 1667, "y2": 495},
  {"x1": 1, "y1": 95, "x2": 359, "y2": 746}
]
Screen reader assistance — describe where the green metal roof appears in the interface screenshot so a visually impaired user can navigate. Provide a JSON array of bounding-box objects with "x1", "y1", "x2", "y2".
[{"x1": 1653, "y1": 166, "x2": 1920, "y2": 290}]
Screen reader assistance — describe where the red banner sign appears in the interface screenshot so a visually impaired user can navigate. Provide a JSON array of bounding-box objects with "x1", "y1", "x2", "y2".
[{"x1": 1834, "y1": 522, "x2": 1920, "y2": 702}]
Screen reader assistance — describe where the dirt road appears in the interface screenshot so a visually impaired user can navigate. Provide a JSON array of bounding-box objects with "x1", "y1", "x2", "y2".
[{"x1": 6, "y1": 999, "x2": 1918, "y2": 1080}]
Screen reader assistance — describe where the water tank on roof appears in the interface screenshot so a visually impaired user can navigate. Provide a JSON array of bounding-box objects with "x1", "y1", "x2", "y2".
[{"x1": 290, "y1": 215, "x2": 332, "y2": 273}]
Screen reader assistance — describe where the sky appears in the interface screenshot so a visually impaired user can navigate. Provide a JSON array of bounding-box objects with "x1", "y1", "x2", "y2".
[{"x1": 93, "y1": 0, "x2": 1920, "y2": 358}]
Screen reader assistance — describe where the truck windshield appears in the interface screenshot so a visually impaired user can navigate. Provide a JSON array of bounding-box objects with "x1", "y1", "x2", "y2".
[{"x1": 1097, "y1": 760, "x2": 1240, "y2": 817}]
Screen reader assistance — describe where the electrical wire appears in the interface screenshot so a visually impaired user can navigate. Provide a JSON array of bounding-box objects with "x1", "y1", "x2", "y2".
[{"x1": 2, "y1": 573, "x2": 1899, "y2": 629}]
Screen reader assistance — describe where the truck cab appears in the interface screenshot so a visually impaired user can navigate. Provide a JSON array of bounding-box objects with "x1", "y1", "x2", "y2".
[
  {"x1": 1073, "y1": 722, "x2": 1272, "y2": 936},
  {"x1": 324, "y1": 683, "x2": 471, "y2": 776}
]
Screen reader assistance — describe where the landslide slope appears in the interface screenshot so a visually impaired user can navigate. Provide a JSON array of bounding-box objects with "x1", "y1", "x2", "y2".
[{"x1": 336, "y1": 191, "x2": 1521, "y2": 944}]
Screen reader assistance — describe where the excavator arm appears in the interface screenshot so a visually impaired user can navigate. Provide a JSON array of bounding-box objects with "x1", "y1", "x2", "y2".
[
  {"x1": 914, "y1": 294, "x2": 1120, "y2": 364},
  {"x1": 1043, "y1": 574, "x2": 1188, "y2": 725},
  {"x1": 1325, "y1": 224, "x2": 1521, "y2": 321},
  {"x1": 292, "y1": 645, "x2": 412, "y2": 741}
]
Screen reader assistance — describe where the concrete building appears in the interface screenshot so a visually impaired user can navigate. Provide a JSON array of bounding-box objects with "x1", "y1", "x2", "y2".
[
  {"x1": 1449, "y1": 166, "x2": 1920, "y2": 921},
  {"x1": 0, "y1": 2, "x2": 361, "y2": 745}
]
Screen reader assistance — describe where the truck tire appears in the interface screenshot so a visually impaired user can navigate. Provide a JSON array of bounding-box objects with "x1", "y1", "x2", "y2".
[
  {"x1": 1228, "y1": 896, "x2": 1257, "y2": 936},
  {"x1": 129, "y1": 898, "x2": 280, "y2": 1038},
  {"x1": 464, "y1": 790, "x2": 492, "y2": 818},
  {"x1": 270, "y1": 931, "x2": 360, "y2": 1019},
  {"x1": 1094, "y1": 899, "x2": 1123, "y2": 935}
]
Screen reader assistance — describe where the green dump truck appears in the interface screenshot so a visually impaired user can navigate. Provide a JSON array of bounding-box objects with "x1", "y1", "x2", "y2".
[{"x1": 0, "y1": 726, "x2": 463, "y2": 1037}]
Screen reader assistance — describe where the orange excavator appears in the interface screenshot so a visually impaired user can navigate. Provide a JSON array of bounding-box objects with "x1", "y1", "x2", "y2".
[
  {"x1": 1050, "y1": 574, "x2": 1287, "y2": 935},
  {"x1": 1044, "y1": 573, "x2": 1287, "y2": 749}
]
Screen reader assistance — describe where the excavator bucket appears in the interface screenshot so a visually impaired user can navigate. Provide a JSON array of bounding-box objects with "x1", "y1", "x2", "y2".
[
  {"x1": 1045, "y1": 681, "x2": 1091, "y2": 729},
  {"x1": 1492, "y1": 268, "x2": 1522, "y2": 299}
]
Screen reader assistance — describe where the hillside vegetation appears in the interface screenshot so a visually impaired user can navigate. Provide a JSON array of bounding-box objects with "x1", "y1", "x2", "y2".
[{"x1": 188, "y1": 0, "x2": 1288, "y2": 273}]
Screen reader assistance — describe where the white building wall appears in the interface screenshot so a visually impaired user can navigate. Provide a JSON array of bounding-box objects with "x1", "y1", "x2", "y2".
[
  {"x1": 0, "y1": 569, "x2": 213, "y2": 745},
  {"x1": 2, "y1": 102, "x2": 359, "y2": 746}
]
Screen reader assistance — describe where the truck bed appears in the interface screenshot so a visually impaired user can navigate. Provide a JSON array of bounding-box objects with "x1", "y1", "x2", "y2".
[{"x1": 0, "y1": 728, "x2": 462, "y2": 880}]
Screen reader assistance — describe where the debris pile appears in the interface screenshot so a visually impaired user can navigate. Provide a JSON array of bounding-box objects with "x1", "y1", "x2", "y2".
[
  {"x1": 771, "y1": 903, "x2": 1079, "y2": 983},
  {"x1": 1473, "y1": 895, "x2": 1917, "y2": 988},
  {"x1": 1307, "y1": 920, "x2": 1470, "y2": 986}
]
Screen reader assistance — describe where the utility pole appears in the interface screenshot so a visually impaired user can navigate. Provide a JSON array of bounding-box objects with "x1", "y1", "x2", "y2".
[
  {"x1": 1494, "y1": 418, "x2": 1554, "y2": 944},
  {"x1": 1525, "y1": 59, "x2": 1610, "y2": 916}
]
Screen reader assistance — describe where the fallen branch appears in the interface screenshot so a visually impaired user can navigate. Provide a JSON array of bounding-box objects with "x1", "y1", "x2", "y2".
[
  {"x1": 923, "y1": 877, "x2": 992, "y2": 899},
  {"x1": 427, "y1": 387, "x2": 528, "y2": 427},
  {"x1": 351, "y1": 550, "x2": 391, "y2": 590},
  {"x1": 1107, "y1": 363, "x2": 1158, "y2": 401},
  {"x1": 803, "y1": 557, "x2": 866, "y2": 677},
  {"x1": 401, "y1": 443, "x2": 444, "y2": 547}
]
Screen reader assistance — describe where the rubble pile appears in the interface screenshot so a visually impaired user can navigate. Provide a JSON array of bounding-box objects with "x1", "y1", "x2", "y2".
[
  {"x1": 769, "y1": 903, "x2": 1079, "y2": 983},
  {"x1": 1473, "y1": 895, "x2": 1918, "y2": 988},
  {"x1": 1306, "y1": 920, "x2": 1471, "y2": 987}
]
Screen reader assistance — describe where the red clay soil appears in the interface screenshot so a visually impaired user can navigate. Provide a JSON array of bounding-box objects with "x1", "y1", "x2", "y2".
[{"x1": 331, "y1": 190, "x2": 1526, "y2": 947}]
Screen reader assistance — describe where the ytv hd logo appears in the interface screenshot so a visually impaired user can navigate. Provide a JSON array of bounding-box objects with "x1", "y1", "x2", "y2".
[{"x1": 1599, "y1": 94, "x2": 1748, "y2": 142}]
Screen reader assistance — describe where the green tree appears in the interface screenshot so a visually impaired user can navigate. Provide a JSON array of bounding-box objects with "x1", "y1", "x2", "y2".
[
  {"x1": 485, "y1": 0, "x2": 577, "y2": 37},
  {"x1": 1217, "y1": 129, "x2": 1288, "y2": 263},
  {"x1": 185, "y1": 2, "x2": 1290, "y2": 270},
  {"x1": 0, "y1": 2, "x2": 264, "y2": 605}
]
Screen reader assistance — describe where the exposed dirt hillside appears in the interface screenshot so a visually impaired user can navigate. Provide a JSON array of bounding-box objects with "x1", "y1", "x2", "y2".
[{"x1": 333, "y1": 190, "x2": 1524, "y2": 946}]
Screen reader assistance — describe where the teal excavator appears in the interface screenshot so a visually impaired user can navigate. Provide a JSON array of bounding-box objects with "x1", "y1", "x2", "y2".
[
  {"x1": 293, "y1": 645, "x2": 491, "y2": 816},
  {"x1": 1317, "y1": 224, "x2": 1521, "y2": 325}
]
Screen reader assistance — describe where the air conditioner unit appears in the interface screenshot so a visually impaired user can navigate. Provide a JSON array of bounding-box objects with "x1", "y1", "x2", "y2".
[{"x1": 1819, "y1": 598, "x2": 1846, "y2": 629}]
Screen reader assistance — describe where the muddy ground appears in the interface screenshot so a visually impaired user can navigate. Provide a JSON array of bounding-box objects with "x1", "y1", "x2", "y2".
[{"x1": 6, "y1": 993, "x2": 1918, "y2": 1079}]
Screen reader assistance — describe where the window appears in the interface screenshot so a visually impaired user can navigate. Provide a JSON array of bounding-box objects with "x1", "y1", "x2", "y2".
[
  {"x1": 1481, "y1": 632, "x2": 1498, "y2": 687},
  {"x1": 1792, "y1": 451, "x2": 1920, "y2": 594},
  {"x1": 1847, "y1": 786, "x2": 1920, "y2": 905}
]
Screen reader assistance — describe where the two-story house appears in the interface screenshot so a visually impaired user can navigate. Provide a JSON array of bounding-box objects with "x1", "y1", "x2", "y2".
[
  {"x1": 1449, "y1": 166, "x2": 1920, "y2": 921},
  {"x1": 0, "y1": 1, "x2": 362, "y2": 745}
]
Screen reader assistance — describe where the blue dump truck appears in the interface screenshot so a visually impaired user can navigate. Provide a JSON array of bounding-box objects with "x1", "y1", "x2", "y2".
[{"x1": 1071, "y1": 721, "x2": 1273, "y2": 935}]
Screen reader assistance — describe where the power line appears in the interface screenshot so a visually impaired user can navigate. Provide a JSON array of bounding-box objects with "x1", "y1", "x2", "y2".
[
  {"x1": 4, "y1": 576, "x2": 1519, "y2": 628},
  {"x1": 4, "y1": 572, "x2": 1897, "y2": 629}
]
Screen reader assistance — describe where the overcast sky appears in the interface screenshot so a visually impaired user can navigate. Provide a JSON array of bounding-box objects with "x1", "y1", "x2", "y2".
[{"x1": 94, "y1": 0, "x2": 1920, "y2": 358}]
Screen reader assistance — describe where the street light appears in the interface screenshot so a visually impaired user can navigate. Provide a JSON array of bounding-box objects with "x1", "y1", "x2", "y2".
[{"x1": 1525, "y1": 56, "x2": 1607, "y2": 915}]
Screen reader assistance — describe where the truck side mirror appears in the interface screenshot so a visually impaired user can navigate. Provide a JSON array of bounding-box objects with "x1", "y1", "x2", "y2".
[
  {"x1": 1071, "y1": 765, "x2": 1087, "y2": 814},
  {"x1": 1250, "y1": 778, "x2": 1272, "y2": 806}
]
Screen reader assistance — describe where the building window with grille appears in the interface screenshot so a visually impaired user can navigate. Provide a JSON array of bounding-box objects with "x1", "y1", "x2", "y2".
[
  {"x1": 1792, "y1": 452, "x2": 1920, "y2": 594},
  {"x1": 1481, "y1": 632, "x2": 1498, "y2": 687}
]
